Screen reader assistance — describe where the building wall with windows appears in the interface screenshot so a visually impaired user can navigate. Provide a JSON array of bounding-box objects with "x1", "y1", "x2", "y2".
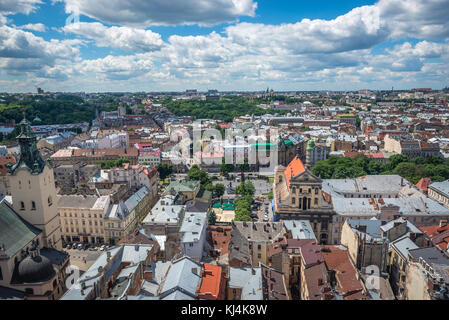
[{"x1": 58, "y1": 195, "x2": 110, "y2": 244}]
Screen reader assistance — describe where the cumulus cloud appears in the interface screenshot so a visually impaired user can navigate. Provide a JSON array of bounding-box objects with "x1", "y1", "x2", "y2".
[
  {"x1": 226, "y1": 5, "x2": 388, "y2": 55},
  {"x1": 2, "y1": 0, "x2": 449, "y2": 91},
  {"x1": 378, "y1": 0, "x2": 449, "y2": 40},
  {"x1": 59, "y1": 0, "x2": 257, "y2": 26},
  {"x1": 0, "y1": 25, "x2": 81, "y2": 75},
  {"x1": 17, "y1": 23, "x2": 47, "y2": 32},
  {"x1": 77, "y1": 54, "x2": 153, "y2": 80},
  {"x1": 0, "y1": 0, "x2": 43, "y2": 15},
  {"x1": 62, "y1": 22, "x2": 163, "y2": 52}
]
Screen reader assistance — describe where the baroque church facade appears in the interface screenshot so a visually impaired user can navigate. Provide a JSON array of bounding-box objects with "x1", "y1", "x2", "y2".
[{"x1": 273, "y1": 156, "x2": 335, "y2": 244}]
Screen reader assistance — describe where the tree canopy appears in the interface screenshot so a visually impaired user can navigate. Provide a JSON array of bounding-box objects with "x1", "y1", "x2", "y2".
[
  {"x1": 311, "y1": 154, "x2": 449, "y2": 184},
  {"x1": 164, "y1": 96, "x2": 288, "y2": 122}
]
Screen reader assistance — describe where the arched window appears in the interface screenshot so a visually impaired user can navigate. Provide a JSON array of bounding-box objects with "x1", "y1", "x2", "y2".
[
  {"x1": 20, "y1": 201, "x2": 25, "y2": 210},
  {"x1": 31, "y1": 201, "x2": 36, "y2": 211}
]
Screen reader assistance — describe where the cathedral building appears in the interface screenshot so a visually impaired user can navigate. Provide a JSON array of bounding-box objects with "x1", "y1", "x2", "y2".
[
  {"x1": 0, "y1": 114, "x2": 69, "y2": 300},
  {"x1": 273, "y1": 156, "x2": 335, "y2": 244}
]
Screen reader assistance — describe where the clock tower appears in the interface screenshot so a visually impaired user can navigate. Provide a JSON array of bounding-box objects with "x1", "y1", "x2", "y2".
[{"x1": 8, "y1": 112, "x2": 62, "y2": 250}]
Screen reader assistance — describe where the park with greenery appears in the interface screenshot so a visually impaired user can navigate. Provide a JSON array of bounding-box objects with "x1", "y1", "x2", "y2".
[
  {"x1": 311, "y1": 154, "x2": 449, "y2": 184},
  {"x1": 163, "y1": 96, "x2": 289, "y2": 122},
  {"x1": 0, "y1": 94, "x2": 119, "y2": 125}
]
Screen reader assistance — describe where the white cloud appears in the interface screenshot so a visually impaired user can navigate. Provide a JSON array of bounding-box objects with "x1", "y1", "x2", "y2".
[
  {"x1": 378, "y1": 0, "x2": 449, "y2": 40},
  {"x1": 17, "y1": 23, "x2": 47, "y2": 32},
  {"x1": 226, "y1": 5, "x2": 388, "y2": 55},
  {"x1": 59, "y1": 0, "x2": 257, "y2": 26},
  {"x1": 77, "y1": 54, "x2": 153, "y2": 80},
  {"x1": 2, "y1": 0, "x2": 449, "y2": 91},
  {"x1": 62, "y1": 22, "x2": 163, "y2": 52},
  {"x1": 0, "y1": 25, "x2": 81, "y2": 75},
  {"x1": 0, "y1": 0, "x2": 43, "y2": 15}
]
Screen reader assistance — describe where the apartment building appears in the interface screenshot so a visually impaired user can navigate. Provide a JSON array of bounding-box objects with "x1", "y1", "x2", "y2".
[
  {"x1": 428, "y1": 180, "x2": 449, "y2": 209},
  {"x1": 104, "y1": 186, "x2": 152, "y2": 245},
  {"x1": 58, "y1": 195, "x2": 111, "y2": 244},
  {"x1": 50, "y1": 148, "x2": 139, "y2": 165}
]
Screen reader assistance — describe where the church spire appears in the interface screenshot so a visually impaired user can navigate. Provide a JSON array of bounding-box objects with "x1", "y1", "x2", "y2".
[{"x1": 9, "y1": 109, "x2": 46, "y2": 175}]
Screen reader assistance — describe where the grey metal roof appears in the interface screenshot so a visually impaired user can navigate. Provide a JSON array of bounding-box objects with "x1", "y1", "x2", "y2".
[
  {"x1": 332, "y1": 197, "x2": 449, "y2": 218},
  {"x1": 346, "y1": 218, "x2": 382, "y2": 240},
  {"x1": 380, "y1": 217, "x2": 423, "y2": 234},
  {"x1": 228, "y1": 267, "x2": 262, "y2": 300},
  {"x1": 159, "y1": 256, "x2": 201, "y2": 300},
  {"x1": 391, "y1": 236, "x2": 419, "y2": 260},
  {"x1": 323, "y1": 175, "x2": 410, "y2": 197},
  {"x1": 180, "y1": 212, "x2": 207, "y2": 244},
  {"x1": 0, "y1": 198, "x2": 41, "y2": 257},
  {"x1": 57, "y1": 195, "x2": 100, "y2": 209},
  {"x1": 429, "y1": 180, "x2": 449, "y2": 197},
  {"x1": 124, "y1": 186, "x2": 150, "y2": 213},
  {"x1": 409, "y1": 246, "x2": 449, "y2": 266},
  {"x1": 142, "y1": 195, "x2": 185, "y2": 225},
  {"x1": 61, "y1": 244, "x2": 153, "y2": 300},
  {"x1": 283, "y1": 220, "x2": 316, "y2": 240}
]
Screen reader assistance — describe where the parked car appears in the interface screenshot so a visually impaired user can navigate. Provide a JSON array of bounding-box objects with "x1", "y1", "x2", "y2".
[
  {"x1": 77, "y1": 243, "x2": 83, "y2": 250},
  {"x1": 100, "y1": 245, "x2": 106, "y2": 251},
  {"x1": 66, "y1": 244, "x2": 72, "y2": 250}
]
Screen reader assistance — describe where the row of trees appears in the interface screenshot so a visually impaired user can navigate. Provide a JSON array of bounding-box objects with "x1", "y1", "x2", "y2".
[
  {"x1": 311, "y1": 154, "x2": 449, "y2": 184},
  {"x1": 234, "y1": 181, "x2": 256, "y2": 222}
]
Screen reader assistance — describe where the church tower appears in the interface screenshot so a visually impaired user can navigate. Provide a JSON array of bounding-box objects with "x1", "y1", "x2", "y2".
[{"x1": 7, "y1": 112, "x2": 62, "y2": 250}]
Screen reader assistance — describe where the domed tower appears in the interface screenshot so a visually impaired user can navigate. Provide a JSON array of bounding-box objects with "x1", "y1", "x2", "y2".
[
  {"x1": 18, "y1": 243, "x2": 55, "y2": 283},
  {"x1": 306, "y1": 139, "x2": 315, "y2": 168},
  {"x1": 8, "y1": 111, "x2": 61, "y2": 249}
]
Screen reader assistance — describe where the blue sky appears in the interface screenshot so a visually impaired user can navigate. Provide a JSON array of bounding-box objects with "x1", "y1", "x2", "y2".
[{"x1": 0, "y1": 0, "x2": 448, "y2": 92}]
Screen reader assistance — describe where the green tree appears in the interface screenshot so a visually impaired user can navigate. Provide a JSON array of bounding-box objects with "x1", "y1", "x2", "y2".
[
  {"x1": 236, "y1": 181, "x2": 255, "y2": 197},
  {"x1": 156, "y1": 163, "x2": 173, "y2": 180},
  {"x1": 188, "y1": 165, "x2": 211, "y2": 186},
  {"x1": 214, "y1": 183, "x2": 225, "y2": 198},
  {"x1": 208, "y1": 210, "x2": 217, "y2": 225}
]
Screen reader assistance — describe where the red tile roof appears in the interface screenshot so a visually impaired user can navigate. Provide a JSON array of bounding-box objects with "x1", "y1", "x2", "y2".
[
  {"x1": 416, "y1": 177, "x2": 432, "y2": 193},
  {"x1": 321, "y1": 246, "x2": 370, "y2": 300},
  {"x1": 419, "y1": 222, "x2": 449, "y2": 250},
  {"x1": 198, "y1": 264, "x2": 224, "y2": 300},
  {"x1": 284, "y1": 156, "x2": 305, "y2": 188}
]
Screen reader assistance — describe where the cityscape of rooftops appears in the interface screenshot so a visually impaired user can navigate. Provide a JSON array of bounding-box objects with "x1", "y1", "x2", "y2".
[{"x1": 0, "y1": 0, "x2": 449, "y2": 312}]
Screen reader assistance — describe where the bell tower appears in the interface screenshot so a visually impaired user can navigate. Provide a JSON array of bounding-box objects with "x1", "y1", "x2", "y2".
[{"x1": 8, "y1": 111, "x2": 62, "y2": 250}]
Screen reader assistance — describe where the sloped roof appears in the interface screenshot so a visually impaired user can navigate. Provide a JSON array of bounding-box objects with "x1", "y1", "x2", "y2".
[
  {"x1": 198, "y1": 264, "x2": 222, "y2": 299},
  {"x1": 0, "y1": 198, "x2": 41, "y2": 257},
  {"x1": 284, "y1": 156, "x2": 305, "y2": 188},
  {"x1": 416, "y1": 177, "x2": 431, "y2": 193}
]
